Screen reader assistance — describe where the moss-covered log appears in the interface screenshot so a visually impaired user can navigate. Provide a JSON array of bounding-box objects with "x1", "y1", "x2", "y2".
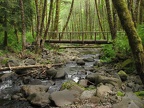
[{"x1": 112, "y1": 0, "x2": 144, "y2": 84}]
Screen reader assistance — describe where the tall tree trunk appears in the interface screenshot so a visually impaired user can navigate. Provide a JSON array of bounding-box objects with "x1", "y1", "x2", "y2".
[
  {"x1": 53, "y1": 0, "x2": 60, "y2": 39},
  {"x1": 3, "y1": 14, "x2": 8, "y2": 48},
  {"x1": 20, "y1": 0, "x2": 26, "y2": 51},
  {"x1": 41, "y1": 0, "x2": 53, "y2": 48},
  {"x1": 105, "y1": 0, "x2": 116, "y2": 40},
  {"x1": 39, "y1": 0, "x2": 47, "y2": 38},
  {"x1": 112, "y1": 0, "x2": 144, "y2": 84},
  {"x1": 94, "y1": 0, "x2": 106, "y2": 39},
  {"x1": 60, "y1": 0, "x2": 74, "y2": 38},
  {"x1": 133, "y1": 0, "x2": 140, "y2": 27},
  {"x1": 35, "y1": 0, "x2": 41, "y2": 54}
]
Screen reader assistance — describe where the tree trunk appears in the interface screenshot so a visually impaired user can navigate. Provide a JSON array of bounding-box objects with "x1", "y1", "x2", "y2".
[
  {"x1": 53, "y1": 0, "x2": 60, "y2": 39},
  {"x1": 105, "y1": 0, "x2": 116, "y2": 40},
  {"x1": 133, "y1": 0, "x2": 140, "y2": 27},
  {"x1": 60, "y1": 0, "x2": 74, "y2": 38},
  {"x1": 94, "y1": 0, "x2": 106, "y2": 39},
  {"x1": 20, "y1": 0, "x2": 26, "y2": 51},
  {"x1": 39, "y1": 0, "x2": 47, "y2": 38},
  {"x1": 3, "y1": 14, "x2": 8, "y2": 48},
  {"x1": 41, "y1": 0, "x2": 54, "y2": 48},
  {"x1": 35, "y1": 0, "x2": 41, "y2": 54},
  {"x1": 112, "y1": 0, "x2": 144, "y2": 84}
]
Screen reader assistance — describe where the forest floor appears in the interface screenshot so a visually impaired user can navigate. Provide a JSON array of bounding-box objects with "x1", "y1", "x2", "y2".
[{"x1": 0, "y1": 44, "x2": 144, "y2": 108}]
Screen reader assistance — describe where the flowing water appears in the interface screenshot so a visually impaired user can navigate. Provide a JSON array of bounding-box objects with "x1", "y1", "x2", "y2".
[{"x1": 0, "y1": 48, "x2": 101, "y2": 108}]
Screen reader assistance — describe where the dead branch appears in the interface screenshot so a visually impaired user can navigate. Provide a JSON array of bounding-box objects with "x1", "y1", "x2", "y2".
[{"x1": 0, "y1": 63, "x2": 63, "y2": 72}]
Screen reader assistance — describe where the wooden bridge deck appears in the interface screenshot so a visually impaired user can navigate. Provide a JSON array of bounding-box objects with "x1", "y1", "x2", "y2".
[{"x1": 45, "y1": 31, "x2": 124, "y2": 44}]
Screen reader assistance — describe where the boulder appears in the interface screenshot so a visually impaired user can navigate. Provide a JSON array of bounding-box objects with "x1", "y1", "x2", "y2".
[
  {"x1": 113, "y1": 92, "x2": 144, "y2": 108},
  {"x1": 21, "y1": 85, "x2": 49, "y2": 96},
  {"x1": 0, "y1": 72, "x2": 17, "y2": 82},
  {"x1": 96, "y1": 84, "x2": 111, "y2": 98},
  {"x1": 80, "y1": 89, "x2": 96, "y2": 99},
  {"x1": 6, "y1": 59, "x2": 20, "y2": 66},
  {"x1": 118, "y1": 70, "x2": 128, "y2": 81},
  {"x1": 24, "y1": 58, "x2": 36, "y2": 65},
  {"x1": 54, "y1": 68, "x2": 66, "y2": 79},
  {"x1": 76, "y1": 59, "x2": 85, "y2": 65},
  {"x1": 78, "y1": 79, "x2": 89, "y2": 87},
  {"x1": 50, "y1": 89, "x2": 80, "y2": 107},
  {"x1": 83, "y1": 57, "x2": 94, "y2": 62},
  {"x1": 28, "y1": 92, "x2": 50, "y2": 107},
  {"x1": 46, "y1": 68, "x2": 57, "y2": 79},
  {"x1": 86, "y1": 73, "x2": 122, "y2": 88},
  {"x1": 60, "y1": 80, "x2": 85, "y2": 93}
]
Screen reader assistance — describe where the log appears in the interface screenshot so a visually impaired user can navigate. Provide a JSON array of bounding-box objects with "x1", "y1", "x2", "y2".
[{"x1": 0, "y1": 63, "x2": 63, "y2": 72}]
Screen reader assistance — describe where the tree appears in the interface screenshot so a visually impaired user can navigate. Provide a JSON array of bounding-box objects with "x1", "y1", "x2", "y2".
[
  {"x1": 41, "y1": 0, "x2": 54, "y2": 48},
  {"x1": 60, "y1": 0, "x2": 74, "y2": 38},
  {"x1": 20, "y1": 0, "x2": 26, "y2": 51},
  {"x1": 94, "y1": 0, "x2": 106, "y2": 39},
  {"x1": 105, "y1": 0, "x2": 117, "y2": 40},
  {"x1": 112, "y1": 0, "x2": 144, "y2": 84},
  {"x1": 53, "y1": 0, "x2": 61, "y2": 39}
]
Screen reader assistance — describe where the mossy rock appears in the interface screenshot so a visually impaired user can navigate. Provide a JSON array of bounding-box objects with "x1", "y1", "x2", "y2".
[
  {"x1": 60, "y1": 80, "x2": 85, "y2": 93},
  {"x1": 118, "y1": 70, "x2": 128, "y2": 81},
  {"x1": 117, "y1": 91, "x2": 125, "y2": 96}
]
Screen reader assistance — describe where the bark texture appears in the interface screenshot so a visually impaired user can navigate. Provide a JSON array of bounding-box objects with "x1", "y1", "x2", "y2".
[{"x1": 112, "y1": 0, "x2": 144, "y2": 84}]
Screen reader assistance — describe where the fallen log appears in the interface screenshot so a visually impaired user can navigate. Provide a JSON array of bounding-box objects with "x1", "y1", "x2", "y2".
[{"x1": 0, "y1": 63, "x2": 63, "y2": 72}]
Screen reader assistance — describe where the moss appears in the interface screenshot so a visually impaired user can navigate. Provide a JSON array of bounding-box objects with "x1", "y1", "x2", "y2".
[
  {"x1": 135, "y1": 91, "x2": 144, "y2": 96},
  {"x1": 1, "y1": 58, "x2": 9, "y2": 65},
  {"x1": 61, "y1": 81, "x2": 73, "y2": 89},
  {"x1": 117, "y1": 91, "x2": 125, "y2": 96},
  {"x1": 118, "y1": 70, "x2": 128, "y2": 76}
]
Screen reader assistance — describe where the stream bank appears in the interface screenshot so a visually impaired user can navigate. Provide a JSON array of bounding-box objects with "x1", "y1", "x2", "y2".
[{"x1": 0, "y1": 46, "x2": 143, "y2": 108}]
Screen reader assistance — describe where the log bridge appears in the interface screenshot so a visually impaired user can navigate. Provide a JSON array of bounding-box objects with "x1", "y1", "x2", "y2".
[{"x1": 45, "y1": 31, "x2": 125, "y2": 44}]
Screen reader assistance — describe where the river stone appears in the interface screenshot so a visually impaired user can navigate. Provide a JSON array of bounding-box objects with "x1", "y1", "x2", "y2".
[
  {"x1": 83, "y1": 57, "x2": 94, "y2": 62},
  {"x1": 6, "y1": 59, "x2": 20, "y2": 66},
  {"x1": 76, "y1": 59, "x2": 85, "y2": 65},
  {"x1": 46, "y1": 68, "x2": 57, "y2": 79},
  {"x1": 60, "y1": 80, "x2": 85, "y2": 93},
  {"x1": 80, "y1": 89, "x2": 96, "y2": 99},
  {"x1": 113, "y1": 92, "x2": 144, "y2": 108},
  {"x1": 86, "y1": 73, "x2": 122, "y2": 88},
  {"x1": 78, "y1": 79, "x2": 89, "y2": 87},
  {"x1": 0, "y1": 72, "x2": 17, "y2": 82},
  {"x1": 24, "y1": 58, "x2": 36, "y2": 65},
  {"x1": 118, "y1": 70, "x2": 128, "y2": 81},
  {"x1": 28, "y1": 92, "x2": 50, "y2": 107},
  {"x1": 21, "y1": 85, "x2": 49, "y2": 96},
  {"x1": 54, "y1": 68, "x2": 66, "y2": 79},
  {"x1": 96, "y1": 84, "x2": 111, "y2": 98},
  {"x1": 50, "y1": 89, "x2": 80, "y2": 107}
]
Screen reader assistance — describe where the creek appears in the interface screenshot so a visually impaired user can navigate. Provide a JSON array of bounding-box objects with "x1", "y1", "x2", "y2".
[{"x1": 0, "y1": 48, "x2": 101, "y2": 108}]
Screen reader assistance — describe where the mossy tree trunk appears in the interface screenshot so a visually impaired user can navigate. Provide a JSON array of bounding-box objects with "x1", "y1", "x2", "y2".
[{"x1": 112, "y1": 0, "x2": 144, "y2": 84}]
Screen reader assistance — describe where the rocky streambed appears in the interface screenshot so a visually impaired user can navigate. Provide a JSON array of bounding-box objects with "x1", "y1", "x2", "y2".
[{"x1": 0, "y1": 47, "x2": 144, "y2": 108}]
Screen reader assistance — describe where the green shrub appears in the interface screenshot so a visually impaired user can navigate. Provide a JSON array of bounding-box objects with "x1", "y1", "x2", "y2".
[{"x1": 101, "y1": 44, "x2": 115, "y2": 62}]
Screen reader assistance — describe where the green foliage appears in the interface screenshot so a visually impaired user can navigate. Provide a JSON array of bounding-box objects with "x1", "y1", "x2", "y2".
[
  {"x1": 117, "y1": 91, "x2": 125, "y2": 96},
  {"x1": 135, "y1": 91, "x2": 144, "y2": 96},
  {"x1": 137, "y1": 24, "x2": 144, "y2": 45},
  {"x1": 114, "y1": 35, "x2": 130, "y2": 54},
  {"x1": 101, "y1": 44, "x2": 115, "y2": 62},
  {"x1": 101, "y1": 33, "x2": 131, "y2": 62}
]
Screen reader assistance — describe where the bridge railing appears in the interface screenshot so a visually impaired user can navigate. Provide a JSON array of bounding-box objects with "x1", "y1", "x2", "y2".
[{"x1": 46, "y1": 31, "x2": 125, "y2": 44}]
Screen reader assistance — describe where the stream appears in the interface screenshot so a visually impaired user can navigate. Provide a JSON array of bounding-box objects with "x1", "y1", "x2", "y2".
[{"x1": 0, "y1": 48, "x2": 101, "y2": 108}]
